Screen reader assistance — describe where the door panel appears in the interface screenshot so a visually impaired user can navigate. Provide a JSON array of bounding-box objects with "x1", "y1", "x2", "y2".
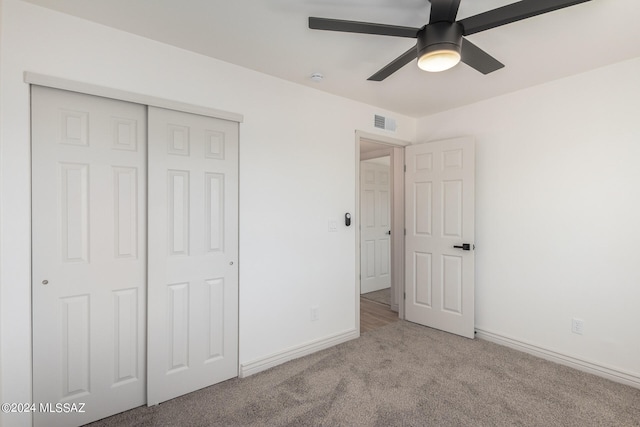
[
  {"x1": 405, "y1": 138, "x2": 475, "y2": 338},
  {"x1": 147, "y1": 106, "x2": 239, "y2": 405},
  {"x1": 32, "y1": 86, "x2": 147, "y2": 427},
  {"x1": 360, "y1": 160, "x2": 392, "y2": 294}
]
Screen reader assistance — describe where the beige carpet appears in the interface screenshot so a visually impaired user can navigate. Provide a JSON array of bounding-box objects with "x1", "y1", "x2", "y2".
[
  {"x1": 361, "y1": 288, "x2": 391, "y2": 306},
  {"x1": 86, "y1": 321, "x2": 640, "y2": 426}
]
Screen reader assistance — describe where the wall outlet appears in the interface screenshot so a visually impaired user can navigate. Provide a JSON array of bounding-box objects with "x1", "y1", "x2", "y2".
[
  {"x1": 310, "y1": 306, "x2": 319, "y2": 322},
  {"x1": 328, "y1": 220, "x2": 338, "y2": 232},
  {"x1": 571, "y1": 318, "x2": 584, "y2": 335}
]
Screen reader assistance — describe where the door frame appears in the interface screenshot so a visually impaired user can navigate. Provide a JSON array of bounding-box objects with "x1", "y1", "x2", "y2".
[
  {"x1": 25, "y1": 72, "x2": 243, "y2": 426},
  {"x1": 355, "y1": 130, "x2": 409, "y2": 330}
]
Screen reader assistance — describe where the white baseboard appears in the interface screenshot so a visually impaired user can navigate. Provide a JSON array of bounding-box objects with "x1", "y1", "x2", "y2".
[
  {"x1": 475, "y1": 328, "x2": 640, "y2": 390},
  {"x1": 239, "y1": 329, "x2": 359, "y2": 378}
]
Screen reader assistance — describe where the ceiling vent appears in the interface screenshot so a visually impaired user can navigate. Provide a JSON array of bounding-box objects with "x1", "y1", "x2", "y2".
[{"x1": 374, "y1": 114, "x2": 397, "y2": 132}]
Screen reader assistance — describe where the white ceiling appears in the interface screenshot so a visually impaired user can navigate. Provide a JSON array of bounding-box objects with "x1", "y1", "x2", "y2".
[{"x1": 22, "y1": 0, "x2": 640, "y2": 117}]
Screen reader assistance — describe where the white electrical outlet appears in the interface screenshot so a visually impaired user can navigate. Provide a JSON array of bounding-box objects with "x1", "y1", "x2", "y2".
[
  {"x1": 328, "y1": 220, "x2": 338, "y2": 232},
  {"x1": 571, "y1": 318, "x2": 584, "y2": 335},
  {"x1": 310, "y1": 306, "x2": 319, "y2": 322}
]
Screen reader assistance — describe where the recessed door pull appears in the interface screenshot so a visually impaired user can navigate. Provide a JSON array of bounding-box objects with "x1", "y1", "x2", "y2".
[{"x1": 453, "y1": 243, "x2": 472, "y2": 251}]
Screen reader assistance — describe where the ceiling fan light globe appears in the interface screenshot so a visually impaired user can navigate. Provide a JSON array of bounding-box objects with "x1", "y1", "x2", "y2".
[{"x1": 418, "y1": 49, "x2": 461, "y2": 72}]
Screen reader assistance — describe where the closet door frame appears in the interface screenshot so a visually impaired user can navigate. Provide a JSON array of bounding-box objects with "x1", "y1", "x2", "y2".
[{"x1": 25, "y1": 73, "x2": 243, "y2": 124}]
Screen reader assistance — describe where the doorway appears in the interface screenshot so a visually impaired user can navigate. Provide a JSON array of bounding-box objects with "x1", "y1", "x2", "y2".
[
  {"x1": 356, "y1": 132, "x2": 408, "y2": 332},
  {"x1": 356, "y1": 132, "x2": 476, "y2": 338}
]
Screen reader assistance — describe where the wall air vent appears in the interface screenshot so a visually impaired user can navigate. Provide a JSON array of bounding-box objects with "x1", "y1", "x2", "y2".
[{"x1": 374, "y1": 114, "x2": 397, "y2": 132}]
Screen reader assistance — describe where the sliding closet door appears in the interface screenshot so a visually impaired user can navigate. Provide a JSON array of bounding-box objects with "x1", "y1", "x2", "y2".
[
  {"x1": 147, "y1": 106, "x2": 239, "y2": 405},
  {"x1": 32, "y1": 86, "x2": 147, "y2": 427}
]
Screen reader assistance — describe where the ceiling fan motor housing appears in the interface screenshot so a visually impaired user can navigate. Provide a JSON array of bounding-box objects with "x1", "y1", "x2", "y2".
[{"x1": 418, "y1": 22, "x2": 463, "y2": 58}]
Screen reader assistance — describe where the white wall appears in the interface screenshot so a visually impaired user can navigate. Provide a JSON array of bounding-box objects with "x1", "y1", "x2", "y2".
[
  {"x1": 362, "y1": 156, "x2": 390, "y2": 166},
  {"x1": 417, "y1": 57, "x2": 640, "y2": 382},
  {"x1": 0, "y1": 1, "x2": 415, "y2": 424},
  {"x1": 0, "y1": 0, "x2": 4, "y2": 412}
]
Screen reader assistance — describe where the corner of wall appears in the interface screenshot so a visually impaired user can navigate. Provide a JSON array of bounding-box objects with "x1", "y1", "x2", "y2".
[{"x1": 0, "y1": 0, "x2": 6, "y2": 413}]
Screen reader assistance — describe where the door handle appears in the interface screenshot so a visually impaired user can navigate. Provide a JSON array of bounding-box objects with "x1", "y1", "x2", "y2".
[
  {"x1": 453, "y1": 243, "x2": 472, "y2": 250},
  {"x1": 386, "y1": 230, "x2": 391, "y2": 235}
]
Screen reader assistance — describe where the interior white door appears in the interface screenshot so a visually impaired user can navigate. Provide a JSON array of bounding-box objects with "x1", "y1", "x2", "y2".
[
  {"x1": 404, "y1": 137, "x2": 475, "y2": 338},
  {"x1": 32, "y1": 86, "x2": 147, "y2": 427},
  {"x1": 147, "y1": 106, "x2": 239, "y2": 405},
  {"x1": 360, "y1": 160, "x2": 392, "y2": 294}
]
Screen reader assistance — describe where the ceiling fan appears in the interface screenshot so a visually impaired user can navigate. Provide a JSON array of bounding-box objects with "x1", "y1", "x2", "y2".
[{"x1": 309, "y1": 0, "x2": 592, "y2": 81}]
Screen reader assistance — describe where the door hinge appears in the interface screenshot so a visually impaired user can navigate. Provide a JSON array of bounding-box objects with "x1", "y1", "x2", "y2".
[
  {"x1": 404, "y1": 164, "x2": 406, "y2": 172},
  {"x1": 404, "y1": 292, "x2": 406, "y2": 300},
  {"x1": 404, "y1": 228, "x2": 406, "y2": 236}
]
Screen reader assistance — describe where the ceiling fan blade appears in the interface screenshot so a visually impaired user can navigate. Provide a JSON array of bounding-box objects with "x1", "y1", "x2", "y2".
[
  {"x1": 309, "y1": 17, "x2": 420, "y2": 38},
  {"x1": 368, "y1": 45, "x2": 418, "y2": 81},
  {"x1": 460, "y1": 38, "x2": 504, "y2": 74},
  {"x1": 458, "y1": 0, "x2": 592, "y2": 36},
  {"x1": 429, "y1": 0, "x2": 461, "y2": 23}
]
